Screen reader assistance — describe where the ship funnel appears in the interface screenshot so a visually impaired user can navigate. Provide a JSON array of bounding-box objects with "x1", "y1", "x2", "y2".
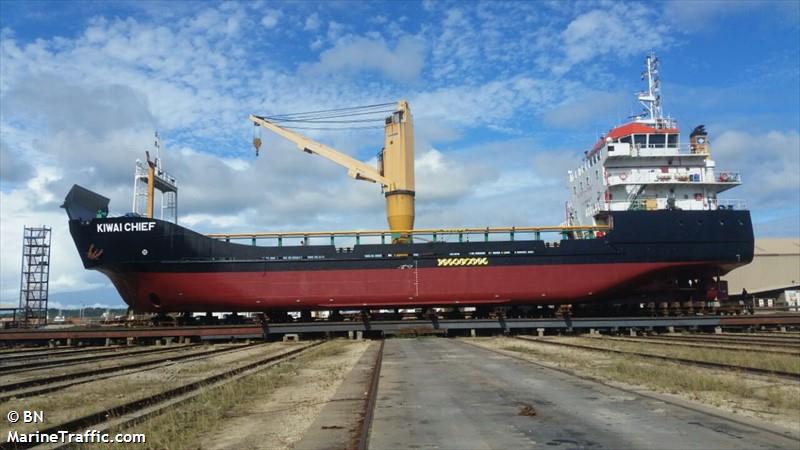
[{"x1": 689, "y1": 125, "x2": 710, "y2": 156}]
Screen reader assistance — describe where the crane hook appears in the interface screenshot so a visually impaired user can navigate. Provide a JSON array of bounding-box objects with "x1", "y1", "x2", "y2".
[{"x1": 252, "y1": 124, "x2": 262, "y2": 156}]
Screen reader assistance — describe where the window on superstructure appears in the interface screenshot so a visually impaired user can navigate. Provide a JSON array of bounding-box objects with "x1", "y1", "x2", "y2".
[
  {"x1": 649, "y1": 134, "x2": 666, "y2": 147},
  {"x1": 620, "y1": 136, "x2": 632, "y2": 144},
  {"x1": 668, "y1": 134, "x2": 678, "y2": 146},
  {"x1": 634, "y1": 135, "x2": 646, "y2": 146}
]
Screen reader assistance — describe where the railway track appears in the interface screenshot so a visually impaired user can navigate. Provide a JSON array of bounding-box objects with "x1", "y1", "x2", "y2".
[
  {"x1": 515, "y1": 336, "x2": 800, "y2": 381},
  {"x1": 0, "y1": 344, "x2": 200, "y2": 374},
  {"x1": 689, "y1": 333, "x2": 800, "y2": 343},
  {"x1": 0, "y1": 343, "x2": 258, "y2": 402},
  {"x1": 642, "y1": 334, "x2": 800, "y2": 349},
  {"x1": 0, "y1": 345, "x2": 129, "y2": 363},
  {"x1": 0, "y1": 342, "x2": 322, "y2": 450},
  {"x1": 0, "y1": 345, "x2": 128, "y2": 358},
  {"x1": 608, "y1": 336, "x2": 800, "y2": 356},
  {"x1": 357, "y1": 340, "x2": 384, "y2": 450}
]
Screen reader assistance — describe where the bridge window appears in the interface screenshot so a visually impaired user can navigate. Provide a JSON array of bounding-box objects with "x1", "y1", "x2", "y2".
[
  {"x1": 649, "y1": 134, "x2": 666, "y2": 147},
  {"x1": 619, "y1": 136, "x2": 632, "y2": 144},
  {"x1": 668, "y1": 134, "x2": 678, "y2": 146},
  {"x1": 634, "y1": 135, "x2": 647, "y2": 146}
]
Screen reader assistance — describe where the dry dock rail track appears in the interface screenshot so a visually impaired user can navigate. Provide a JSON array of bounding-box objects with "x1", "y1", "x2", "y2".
[
  {"x1": 601, "y1": 335, "x2": 800, "y2": 356},
  {"x1": 0, "y1": 342, "x2": 321, "y2": 450},
  {"x1": 515, "y1": 336, "x2": 800, "y2": 381},
  {"x1": 641, "y1": 334, "x2": 800, "y2": 349},
  {"x1": 0, "y1": 346, "x2": 130, "y2": 359},
  {"x1": 0, "y1": 344, "x2": 201, "y2": 373},
  {"x1": 0, "y1": 343, "x2": 259, "y2": 402}
]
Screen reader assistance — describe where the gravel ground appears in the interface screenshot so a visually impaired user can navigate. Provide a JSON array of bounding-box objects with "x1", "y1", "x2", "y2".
[
  {"x1": 0, "y1": 342, "x2": 296, "y2": 435},
  {"x1": 0, "y1": 343, "x2": 207, "y2": 385},
  {"x1": 197, "y1": 339, "x2": 370, "y2": 450}
]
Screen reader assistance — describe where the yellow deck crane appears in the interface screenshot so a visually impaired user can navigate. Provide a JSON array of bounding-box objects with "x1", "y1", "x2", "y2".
[{"x1": 249, "y1": 100, "x2": 415, "y2": 240}]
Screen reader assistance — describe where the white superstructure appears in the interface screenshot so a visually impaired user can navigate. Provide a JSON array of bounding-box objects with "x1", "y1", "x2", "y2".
[{"x1": 566, "y1": 54, "x2": 744, "y2": 227}]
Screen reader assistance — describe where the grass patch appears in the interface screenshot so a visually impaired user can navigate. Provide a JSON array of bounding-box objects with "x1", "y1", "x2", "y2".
[
  {"x1": 499, "y1": 339, "x2": 800, "y2": 418},
  {"x1": 80, "y1": 340, "x2": 349, "y2": 450},
  {"x1": 0, "y1": 343, "x2": 295, "y2": 436},
  {"x1": 568, "y1": 337, "x2": 800, "y2": 374}
]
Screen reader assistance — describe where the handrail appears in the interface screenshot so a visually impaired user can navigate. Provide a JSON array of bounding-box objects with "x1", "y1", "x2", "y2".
[{"x1": 207, "y1": 224, "x2": 609, "y2": 241}]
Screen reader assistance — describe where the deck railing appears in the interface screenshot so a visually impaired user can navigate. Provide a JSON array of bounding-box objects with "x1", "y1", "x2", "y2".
[
  {"x1": 208, "y1": 225, "x2": 610, "y2": 246},
  {"x1": 602, "y1": 198, "x2": 748, "y2": 212}
]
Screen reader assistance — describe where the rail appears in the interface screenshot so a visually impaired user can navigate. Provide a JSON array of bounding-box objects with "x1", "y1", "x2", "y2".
[
  {"x1": 0, "y1": 343, "x2": 198, "y2": 374},
  {"x1": 515, "y1": 336, "x2": 800, "y2": 381},
  {"x1": 357, "y1": 340, "x2": 385, "y2": 450},
  {"x1": 599, "y1": 198, "x2": 748, "y2": 212},
  {"x1": 2, "y1": 342, "x2": 321, "y2": 450},
  {"x1": 607, "y1": 171, "x2": 742, "y2": 186},
  {"x1": 207, "y1": 225, "x2": 609, "y2": 245},
  {"x1": 0, "y1": 343, "x2": 259, "y2": 401},
  {"x1": 607, "y1": 336, "x2": 800, "y2": 356},
  {"x1": 601, "y1": 143, "x2": 706, "y2": 158}
]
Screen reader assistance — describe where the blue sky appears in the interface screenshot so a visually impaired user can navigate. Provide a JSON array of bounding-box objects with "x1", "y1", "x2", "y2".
[{"x1": 1, "y1": 0, "x2": 798, "y2": 309}]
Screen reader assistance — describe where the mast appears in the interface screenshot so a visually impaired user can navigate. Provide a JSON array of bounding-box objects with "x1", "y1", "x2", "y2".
[{"x1": 637, "y1": 53, "x2": 663, "y2": 125}]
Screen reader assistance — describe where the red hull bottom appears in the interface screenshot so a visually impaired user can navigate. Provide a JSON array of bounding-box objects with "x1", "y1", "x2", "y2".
[{"x1": 107, "y1": 262, "x2": 716, "y2": 313}]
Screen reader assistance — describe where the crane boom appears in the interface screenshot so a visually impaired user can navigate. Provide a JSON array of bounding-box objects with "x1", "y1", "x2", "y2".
[
  {"x1": 249, "y1": 100, "x2": 415, "y2": 237},
  {"x1": 248, "y1": 115, "x2": 389, "y2": 186}
]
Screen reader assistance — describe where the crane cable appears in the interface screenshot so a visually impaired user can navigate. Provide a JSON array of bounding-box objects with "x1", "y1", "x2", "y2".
[
  {"x1": 265, "y1": 102, "x2": 394, "y2": 119},
  {"x1": 258, "y1": 102, "x2": 395, "y2": 130}
]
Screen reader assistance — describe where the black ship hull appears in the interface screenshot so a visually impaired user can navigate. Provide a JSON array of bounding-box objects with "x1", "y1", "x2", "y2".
[{"x1": 64, "y1": 186, "x2": 754, "y2": 313}]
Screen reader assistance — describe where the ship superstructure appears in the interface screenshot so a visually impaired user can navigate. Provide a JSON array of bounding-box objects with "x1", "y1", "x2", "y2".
[{"x1": 567, "y1": 54, "x2": 744, "y2": 228}]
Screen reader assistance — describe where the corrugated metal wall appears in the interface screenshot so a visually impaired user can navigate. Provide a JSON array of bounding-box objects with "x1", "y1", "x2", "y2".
[{"x1": 723, "y1": 238, "x2": 800, "y2": 295}]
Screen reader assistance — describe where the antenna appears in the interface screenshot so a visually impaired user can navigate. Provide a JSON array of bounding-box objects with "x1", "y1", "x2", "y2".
[
  {"x1": 635, "y1": 52, "x2": 672, "y2": 128},
  {"x1": 154, "y1": 132, "x2": 162, "y2": 170}
]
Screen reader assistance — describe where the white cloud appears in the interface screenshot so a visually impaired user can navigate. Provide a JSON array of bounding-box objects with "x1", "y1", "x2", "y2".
[
  {"x1": 552, "y1": 5, "x2": 671, "y2": 75},
  {"x1": 304, "y1": 13, "x2": 320, "y2": 31},
  {"x1": 415, "y1": 149, "x2": 482, "y2": 202},
  {"x1": 544, "y1": 90, "x2": 629, "y2": 129},
  {"x1": 412, "y1": 76, "x2": 563, "y2": 129},
  {"x1": 712, "y1": 130, "x2": 800, "y2": 211},
  {"x1": 327, "y1": 20, "x2": 344, "y2": 40},
  {"x1": 663, "y1": 0, "x2": 796, "y2": 32},
  {"x1": 260, "y1": 10, "x2": 283, "y2": 29},
  {"x1": 309, "y1": 35, "x2": 425, "y2": 83}
]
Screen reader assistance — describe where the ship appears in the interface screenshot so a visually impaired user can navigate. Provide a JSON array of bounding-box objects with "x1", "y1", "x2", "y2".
[{"x1": 63, "y1": 54, "x2": 754, "y2": 314}]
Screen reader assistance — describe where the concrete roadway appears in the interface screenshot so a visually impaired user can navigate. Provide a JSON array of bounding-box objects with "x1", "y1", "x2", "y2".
[{"x1": 368, "y1": 338, "x2": 798, "y2": 450}]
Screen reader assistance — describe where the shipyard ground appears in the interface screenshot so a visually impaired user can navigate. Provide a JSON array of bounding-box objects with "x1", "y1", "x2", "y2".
[
  {"x1": 371, "y1": 338, "x2": 797, "y2": 449},
  {"x1": 1, "y1": 333, "x2": 798, "y2": 450}
]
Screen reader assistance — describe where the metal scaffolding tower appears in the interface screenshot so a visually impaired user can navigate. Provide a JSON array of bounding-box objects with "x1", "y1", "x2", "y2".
[{"x1": 18, "y1": 226, "x2": 51, "y2": 327}]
